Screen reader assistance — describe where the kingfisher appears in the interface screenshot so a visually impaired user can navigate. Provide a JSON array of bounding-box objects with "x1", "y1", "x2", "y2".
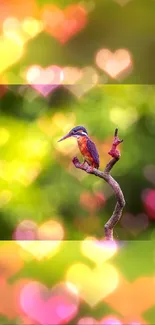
[{"x1": 58, "y1": 126, "x2": 100, "y2": 169}]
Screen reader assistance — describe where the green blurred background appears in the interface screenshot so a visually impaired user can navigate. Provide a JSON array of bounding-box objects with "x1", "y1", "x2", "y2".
[
  {"x1": 0, "y1": 0, "x2": 155, "y2": 240},
  {"x1": 0, "y1": 1, "x2": 155, "y2": 324},
  {"x1": 1, "y1": 84, "x2": 155, "y2": 240}
]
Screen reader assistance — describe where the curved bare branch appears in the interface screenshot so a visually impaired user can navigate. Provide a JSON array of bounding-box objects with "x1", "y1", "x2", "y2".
[{"x1": 72, "y1": 128, "x2": 125, "y2": 240}]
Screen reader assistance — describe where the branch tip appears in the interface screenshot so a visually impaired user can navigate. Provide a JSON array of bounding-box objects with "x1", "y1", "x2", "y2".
[
  {"x1": 72, "y1": 157, "x2": 79, "y2": 165},
  {"x1": 114, "y1": 128, "x2": 118, "y2": 137}
]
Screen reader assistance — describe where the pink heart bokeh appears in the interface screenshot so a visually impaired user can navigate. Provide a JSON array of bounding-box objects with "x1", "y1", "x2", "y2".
[
  {"x1": 63, "y1": 66, "x2": 99, "y2": 98},
  {"x1": 142, "y1": 189, "x2": 155, "y2": 220},
  {"x1": 13, "y1": 219, "x2": 64, "y2": 241},
  {"x1": 77, "y1": 315, "x2": 122, "y2": 325},
  {"x1": 26, "y1": 65, "x2": 64, "y2": 96},
  {"x1": 20, "y1": 281, "x2": 79, "y2": 325},
  {"x1": 77, "y1": 317, "x2": 98, "y2": 324},
  {"x1": 100, "y1": 316, "x2": 122, "y2": 325},
  {"x1": 95, "y1": 48, "x2": 132, "y2": 79}
]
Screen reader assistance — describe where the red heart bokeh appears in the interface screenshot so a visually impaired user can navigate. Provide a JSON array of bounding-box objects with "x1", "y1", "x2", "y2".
[
  {"x1": 142, "y1": 189, "x2": 155, "y2": 220},
  {"x1": 42, "y1": 4, "x2": 87, "y2": 43}
]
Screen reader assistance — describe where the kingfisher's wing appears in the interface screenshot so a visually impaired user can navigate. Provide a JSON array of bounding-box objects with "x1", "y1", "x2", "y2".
[{"x1": 87, "y1": 138, "x2": 100, "y2": 168}]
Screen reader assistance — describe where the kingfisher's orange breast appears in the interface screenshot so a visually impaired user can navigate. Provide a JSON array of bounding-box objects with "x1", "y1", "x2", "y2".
[{"x1": 77, "y1": 136, "x2": 94, "y2": 164}]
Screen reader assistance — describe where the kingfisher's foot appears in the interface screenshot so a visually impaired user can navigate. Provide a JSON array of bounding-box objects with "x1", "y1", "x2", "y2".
[
  {"x1": 72, "y1": 157, "x2": 86, "y2": 169},
  {"x1": 72, "y1": 157, "x2": 89, "y2": 169},
  {"x1": 108, "y1": 128, "x2": 123, "y2": 159},
  {"x1": 79, "y1": 161, "x2": 86, "y2": 168}
]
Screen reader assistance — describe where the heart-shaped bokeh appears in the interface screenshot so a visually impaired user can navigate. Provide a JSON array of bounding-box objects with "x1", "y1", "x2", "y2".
[
  {"x1": 142, "y1": 189, "x2": 155, "y2": 220},
  {"x1": 0, "y1": 37, "x2": 23, "y2": 74},
  {"x1": 81, "y1": 236, "x2": 117, "y2": 265},
  {"x1": 0, "y1": 0, "x2": 38, "y2": 30},
  {"x1": 120, "y1": 213, "x2": 149, "y2": 236},
  {"x1": 100, "y1": 315, "x2": 122, "y2": 325},
  {"x1": 66, "y1": 262, "x2": 119, "y2": 307},
  {"x1": 95, "y1": 48, "x2": 132, "y2": 79},
  {"x1": 42, "y1": 4, "x2": 87, "y2": 43},
  {"x1": 77, "y1": 317, "x2": 98, "y2": 325},
  {"x1": 104, "y1": 275, "x2": 155, "y2": 318},
  {"x1": 0, "y1": 242, "x2": 24, "y2": 279},
  {"x1": 63, "y1": 66, "x2": 83, "y2": 84},
  {"x1": 63, "y1": 66, "x2": 99, "y2": 98},
  {"x1": 20, "y1": 281, "x2": 79, "y2": 325},
  {"x1": 3, "y1": 17, "x2": 43, "y2": 47},
  {"x1": 26, "y1": 65, "x2": 64, "y2": 96},
  {"x1": 0, "y1": 278, "x2": 30, "y2": 319},
  {"x1": 79, "y1": 191, "x2": 105, "y2": 213},
  {"x1": 13, "y1": 219, "x2": 64, "y2": 259},
  {"x1": 22, "y1": 17, "x2": 43, "y2": 38},
  {"x1": 77, "y1": 315, "x2": 123, "y2": 325},
  {"x1": 112, "y1": 0, "x2": 133, "y2": 6}
]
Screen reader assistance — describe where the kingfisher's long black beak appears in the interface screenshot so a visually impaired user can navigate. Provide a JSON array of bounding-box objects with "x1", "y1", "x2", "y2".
[{"x1": 58, "y1": 132, "x2": 71, "y2": 142}]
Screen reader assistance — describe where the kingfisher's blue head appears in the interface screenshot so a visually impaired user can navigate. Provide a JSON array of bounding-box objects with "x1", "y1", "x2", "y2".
[{"x1": 58, "y1": 126, "x2": 88, "y2": 142}]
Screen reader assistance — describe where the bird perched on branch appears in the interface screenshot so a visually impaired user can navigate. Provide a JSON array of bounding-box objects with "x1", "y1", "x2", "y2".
[{"x1": 58, "y1": 126, "x2": 100, "y2": 170}]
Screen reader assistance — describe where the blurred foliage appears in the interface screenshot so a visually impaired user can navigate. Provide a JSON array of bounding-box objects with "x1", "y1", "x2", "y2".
[
  {"x1": 0, "y1": 84, "x2": 155, "y2": 240},
  {"x1": 0, "y1": 0, "x2": 155, "y2": 324}
]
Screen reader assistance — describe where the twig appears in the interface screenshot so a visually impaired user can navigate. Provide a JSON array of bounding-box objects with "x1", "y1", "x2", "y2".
[{"x1": 72, "y1": 128, "x2": 125, "y2": 241}]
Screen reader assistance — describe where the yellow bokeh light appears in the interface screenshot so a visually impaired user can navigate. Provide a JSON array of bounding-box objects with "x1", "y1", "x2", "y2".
[
  {"x1": 0, "y1": 190, "x2": 12, "y2": 206},
  {"x1": 81, "y1": 237, "x2": 117, "y2": 265},
  {"x1": 110, "y1": 106, "x2": 138, "y2": 129},
  {"x1": 38, "y1": 220, "x2": 64, "y2": 241},
  {"x1": 3, "y1": 16, "x2": 43, "y2": 46},
  {"x1": 66, "y1": 281, "x2": 79, "y2": 296},
  {"x1": 52, "y1": 112, "x2": 76, "y2": 130},
  {"x1": 3, "y1": 17, "x2": 26, "y2": 46},
  {"x1": 0, "y1": 160, "x2": 41, "y2": 186},
  {"x1": 17, "y1": 240, "x2": 63, "y2": 260},
  {"x1": 66, "y1": 262, "x2": 119, "y2": 307},
  {"x1": 38, "y1": 113, "x2": 76, "y2": 139},
  {"x1": 56, "y1": 137, "x2": 77, "y2": 155},
  {"x1": 0, "y1": 128, "x2": 10, "y2": 146},
  {"x1": 14, "y1": 163, "x2": 41, "y2": 186},
  {"x1": 3, "y1": 17, "x2": 20, "y2": 34},
  {"x1": 22, "y1": 17, "x2": 44, "y2": 38},
  {"x1": 0, "y1": 36, "x2": 24, "y2": 73},
  {"x1": 19, "y1": 138, "x2": 49, "y2": 159}
]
